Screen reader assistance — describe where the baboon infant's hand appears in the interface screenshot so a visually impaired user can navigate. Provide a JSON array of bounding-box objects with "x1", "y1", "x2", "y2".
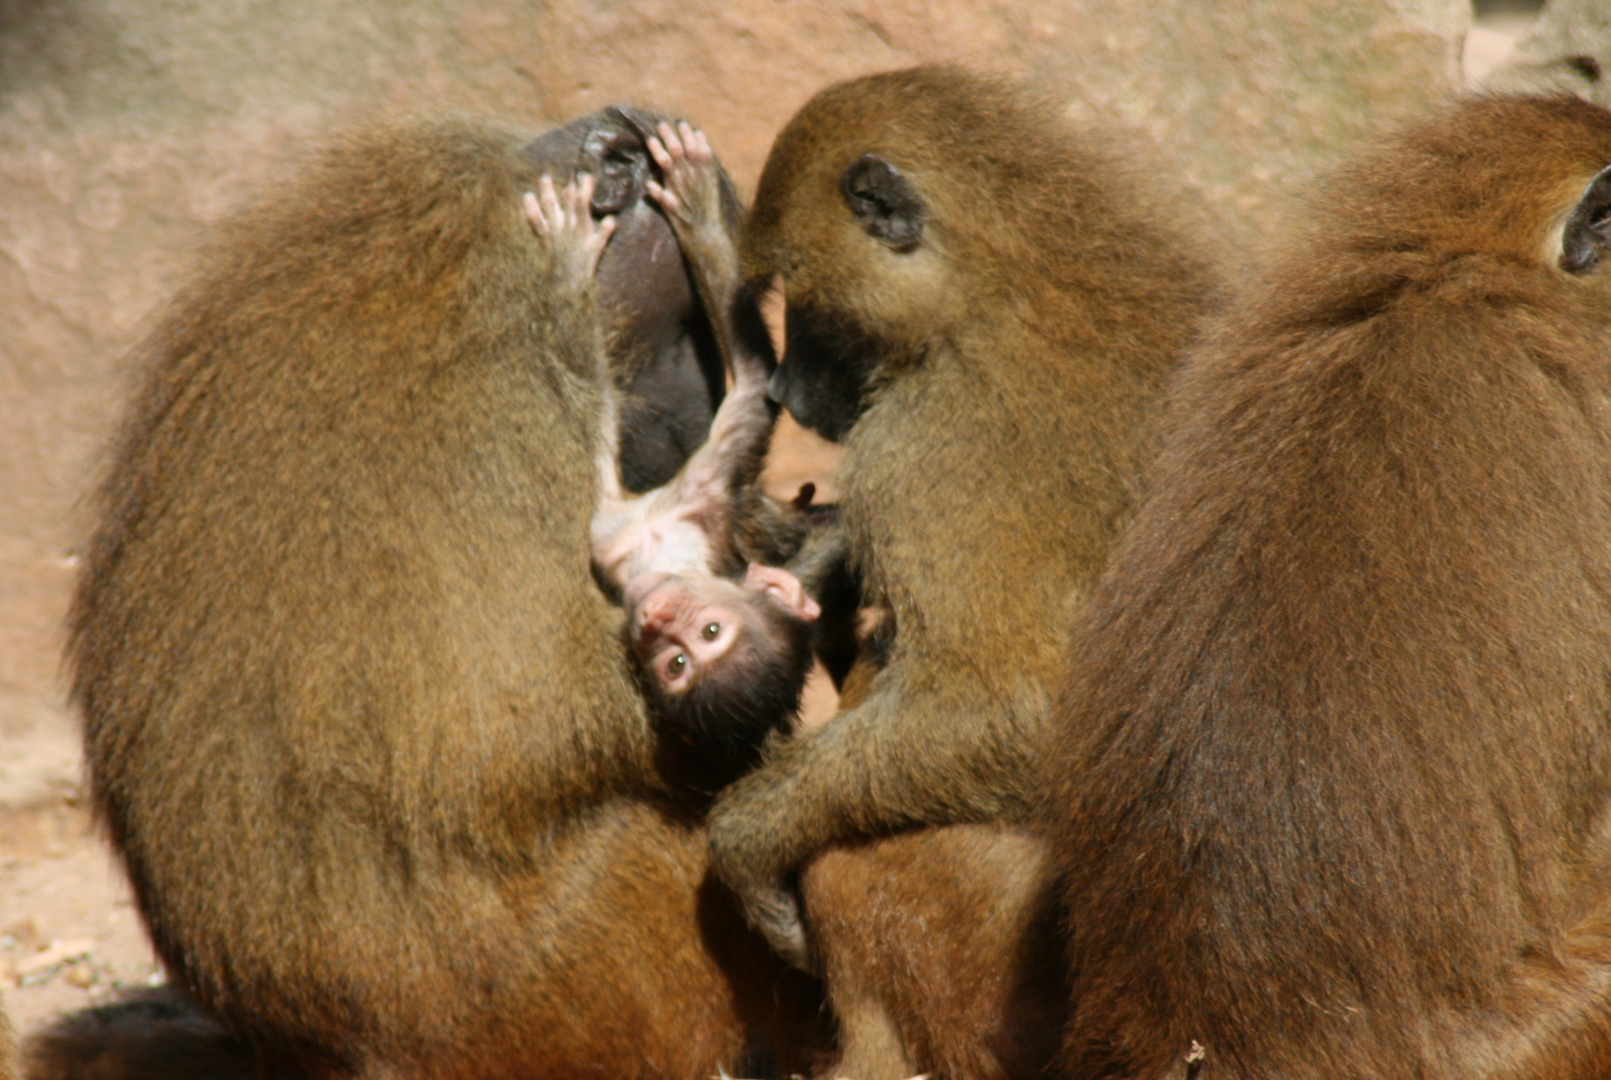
[
  {"x1": 645, "y1": 122, "x2": 723, "y2": 236},
  {"x1": 522, "y1": 173, "x2": 617, "y2": 288}
]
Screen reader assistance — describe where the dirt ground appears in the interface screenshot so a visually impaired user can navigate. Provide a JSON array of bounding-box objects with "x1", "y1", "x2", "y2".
[{"x1": 0, "y1": 801, "x2": 166, "y2": 1039}]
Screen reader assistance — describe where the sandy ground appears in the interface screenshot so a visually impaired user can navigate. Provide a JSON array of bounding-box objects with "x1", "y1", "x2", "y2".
[{"x1": 0, "y1": 802, "x2": 166, "y2": 1039}]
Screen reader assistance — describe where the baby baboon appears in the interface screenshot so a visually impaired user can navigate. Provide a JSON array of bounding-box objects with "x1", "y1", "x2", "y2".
[
  {"x1": 711, "y1": 65, "x2": 1220, "y2": 1076},
  {"x1": 529, "y1": 123, "x2": 821, "y2": 794},
  {"x1": 1047, "y1": 94, "x2": 1611, "y2": 1080},
  {"x1": 67, "y1": 111, "x2": 819, "y2": 1080}
]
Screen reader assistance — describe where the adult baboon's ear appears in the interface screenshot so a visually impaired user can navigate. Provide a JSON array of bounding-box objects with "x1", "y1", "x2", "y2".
[
  {"x1": 1560, "y1": 164, "x2": 1611, "y2": 274},
  {"x1": 583, "y1": 107, "x2": 657, "y2": 215},
  {"x1": 840, "y1": 154, "x2": 925, "y2": 250}
]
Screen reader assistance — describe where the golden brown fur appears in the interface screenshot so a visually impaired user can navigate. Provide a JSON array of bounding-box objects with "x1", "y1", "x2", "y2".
[
  {"x1": 711, "y1": 66, "x2": 1220, "y2": 1077},
  {"x1": 0, "y1": 1003, "x2": 15, "y2": 1080},
  {"x1": 67, "y1": 116, "x2": 819, "y2": 1080},
  {"x1": 803, "y1": 826, "x2": 1067, "y2": 1080},
  {"x1": 1047, "y1": 94, "x2": 1611, "y2": 1080}
]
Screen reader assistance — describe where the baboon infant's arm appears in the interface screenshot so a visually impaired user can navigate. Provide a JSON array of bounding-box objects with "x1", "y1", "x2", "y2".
[{"x1": 578, "y1": 122, "x2": 780, "y2": 588}]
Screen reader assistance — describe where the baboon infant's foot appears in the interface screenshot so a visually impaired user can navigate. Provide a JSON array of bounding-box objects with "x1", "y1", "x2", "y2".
[
  {"x1": 523, "y1": 173, "x2": 617, "y2": 288},
  {"x1": 645, "y1": 122, "x2": 723, "y2": 237}
]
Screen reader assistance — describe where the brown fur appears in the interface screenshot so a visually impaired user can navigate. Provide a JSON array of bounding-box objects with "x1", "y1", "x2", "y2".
[
  {"x1": 1, "y1": 1002, "x2": 16, "y2": 1080},
  {"x1": 711, "y1": 66, "x2": 1220, "y2": 1077},
  {"x1": 66, "y1": 116, "x2": 820, "y2": 1080},
  {"x1": 1046, "y1": 94, "x2": 1611, "y2": 1080},
  {"x1": 803, "y1": 826, "x2": 1068, "y2": 1080}
]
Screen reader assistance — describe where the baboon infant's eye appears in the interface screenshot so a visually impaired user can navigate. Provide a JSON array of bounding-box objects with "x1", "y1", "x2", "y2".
[
  {"x1": 701, "y1": 622, "x2": 721, "y2": 640},
  {"x1": 668, "y1": 654, "x2": 687, "y2": 676}
]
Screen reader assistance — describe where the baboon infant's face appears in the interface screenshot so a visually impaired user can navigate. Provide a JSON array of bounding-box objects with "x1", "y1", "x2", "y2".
[{"x1": 625, "y1": 567, "x2": 820, "y2": 692}]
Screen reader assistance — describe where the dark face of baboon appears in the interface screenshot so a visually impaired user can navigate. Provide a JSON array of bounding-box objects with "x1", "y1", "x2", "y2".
[
  {"x1": 1046, "y1": 95, "x2": 1611, "y2": 1080},
  {"x1": 65, "y1": 113, "x2": 822, "y2": 1080},
  {"x1": 764, "y1": 151, "x2": 926, "y2": 440},
  {"x1": 521, "y1": 106, "x2": 744, "y2": 492},
  {"x1": 768, "y1": 307, "x2": 885, "y2": 441},
  {"x1": 706, "y1": 64, "x2": 1221, "y2": 1076}
]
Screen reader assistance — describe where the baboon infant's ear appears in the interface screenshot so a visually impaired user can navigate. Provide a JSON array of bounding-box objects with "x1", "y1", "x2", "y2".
[
  {"x1": 840, "y1": 154, "x2": 925, "y2": 250},
  {"x1": 1560, "y1": 164, "x2": 1611, "y2": 274}
]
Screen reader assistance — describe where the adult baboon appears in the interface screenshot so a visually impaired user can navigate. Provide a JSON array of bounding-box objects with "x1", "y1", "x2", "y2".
[
  {"x1": 67, "y1": 109, "x2": 819, "y2": 1080},
  {"x1": 1047, "y1": 94, "x2": 1611, "y2": 1080},
  {"x1": 710, "y1": 65, "x2": 1219, "y2": 1077}
]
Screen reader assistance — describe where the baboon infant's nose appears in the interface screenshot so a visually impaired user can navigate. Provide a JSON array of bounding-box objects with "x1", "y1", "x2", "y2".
[{"x1": 635, "y1": 594, "x2": 678, "y2": 637}]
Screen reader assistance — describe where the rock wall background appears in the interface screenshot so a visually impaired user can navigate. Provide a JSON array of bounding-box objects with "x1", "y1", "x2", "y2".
[{"x1": 0, "y1": 0, "x2": 1601, "y2": 1037}]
